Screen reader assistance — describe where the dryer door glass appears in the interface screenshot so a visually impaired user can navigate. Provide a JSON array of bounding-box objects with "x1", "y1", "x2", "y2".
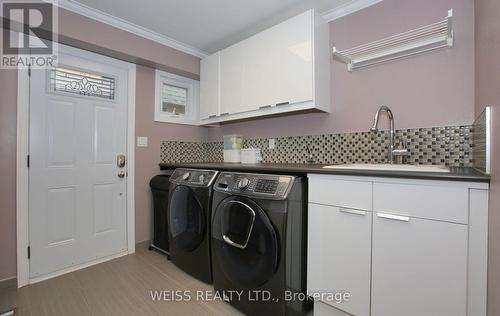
[
  {"x1": 169, "y1": 185, "x2": 205, "y2": 251},
  {"x1": 212, "y1": 196, "x2": 279, "y2": 287}
]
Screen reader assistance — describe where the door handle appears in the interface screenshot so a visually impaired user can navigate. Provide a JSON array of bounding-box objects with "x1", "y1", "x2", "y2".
[
  {"x1": 117, "y1": 154, "x2": 126, "y2": 168},
  {"x1": 377, "y1": 212, "x2": 410, "y2": 222},
  {"x1": 222, "y1": 235, "x2": 248, "y2": 249},
  {"x1": 339, "y1": 208, "x2": 367, "y2": 216},
  {"x1": 221, "y1": 201, "x2": 256, "y2": 249},
  {"x1": 118, "y1": 171, "x2": 126, "y2": 178}
]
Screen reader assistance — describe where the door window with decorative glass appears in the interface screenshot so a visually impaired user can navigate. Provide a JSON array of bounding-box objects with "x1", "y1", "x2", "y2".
[
  {"x1": 49, "y1": 66, "x2": 116, "y2": 101},
  {"x1": 155, "y1": 70, "x2": 199, "y2": 125}
]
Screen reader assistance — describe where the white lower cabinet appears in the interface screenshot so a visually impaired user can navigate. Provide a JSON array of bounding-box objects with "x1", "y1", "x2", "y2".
[
  {"x1": 371, "y1": 214, "x2": 467, "y2": 316},
  {"x1": 308, "y1": 204, "x2": 372, "y2": 316},
  {"x1": 307, "y1": 174, "x2": 489, "y2": 316}
]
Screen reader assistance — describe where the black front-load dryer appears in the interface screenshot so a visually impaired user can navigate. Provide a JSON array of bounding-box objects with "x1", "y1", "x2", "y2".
[
  {"x1": 211, "y1": 172, "x2": 311, "y2": 316},
  {"x1": 168, "y1": 168, "x2": 218, "y2": 284}
]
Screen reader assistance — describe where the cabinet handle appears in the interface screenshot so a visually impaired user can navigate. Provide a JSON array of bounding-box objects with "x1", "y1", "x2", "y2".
[
  {"x1": 259, "y1": 105, "x2": 272, "y2": 109},
  {"x1": 208, "y1": 115, "x2": 217, "y2": 118},
  {"x1": 339, "y1": 208, "x2": 367, "y2": 216},
  {"x1": 377, "y1": 212, "x2": 410, "y2": 222},
  {"x1": 276, "y1": 101, "x2": 290, "y2": 106},
  {"x1": 220, "y1": 112, "x2": 230, "y2": 116}
]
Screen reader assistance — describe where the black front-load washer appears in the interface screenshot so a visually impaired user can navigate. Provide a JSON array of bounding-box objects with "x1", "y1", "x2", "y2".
[
  {"x1": 211, "y1": 172, "x2": 311, "y2": 316},
  {"x1": 168, "y1": 168, "x2": 218, "y2": 284}
]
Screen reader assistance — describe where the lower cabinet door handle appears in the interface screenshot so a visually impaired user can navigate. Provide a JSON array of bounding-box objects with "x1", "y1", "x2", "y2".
[
  {"x1": 377, "y1": 212, "x2": 410, "y2": 222},
  {"x1": 339, "y1": 208, "x2": 367, "y2": 216}
]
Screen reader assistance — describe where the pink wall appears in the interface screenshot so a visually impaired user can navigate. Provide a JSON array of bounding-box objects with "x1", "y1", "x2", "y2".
[
  {"x1": 474, "y1": 0, "x2": 500, "y2": 315},
  {"x1": 0, "y1": 69, "x2": 18, "y2": 280},
  {"x1": 57, "y1": 9, "x2": 200, "y2": 80},
  {"x1": 208, "y1": 0, "x2": 475, "y2": 141},
  {"x1": 0, "y1": 10, "x2": 201, "y2": 280},
  {"x1": 134, "y1": 65, "x2": 207, "y2": 243},
  {"x1": 0, "y1": 0, "x2": 484, "y2": 285}
]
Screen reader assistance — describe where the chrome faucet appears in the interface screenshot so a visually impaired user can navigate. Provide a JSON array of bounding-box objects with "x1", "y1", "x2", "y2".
[{"x1": 370, "y1": 106, "x2": 409, "y2": 164}]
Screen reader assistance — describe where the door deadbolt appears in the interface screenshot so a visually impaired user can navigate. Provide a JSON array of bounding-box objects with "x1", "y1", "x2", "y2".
[
  {"x1": 117, "y1": 154, "x2": 126, "y2": 168},
  {"x1": 118, "y1": 171, "x2": 126, "y2": 178}
]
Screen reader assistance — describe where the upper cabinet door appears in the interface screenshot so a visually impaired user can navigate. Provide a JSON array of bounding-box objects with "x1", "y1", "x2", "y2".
[
  {"x1": 200, "y1": 52, "x2": 220, "y2": 120},
  {"x1": 242, "y1": 27, "x2": 278, "y2": 112},
  {"x1": 371, "y1": 215, "x2": 468, "y2": 316},
  {"x1": 274, "y1": 10, "x2": 314, "y2": 105},
  {"x1": 220, "y1": 43, "x2": 245, "y2": 115}
]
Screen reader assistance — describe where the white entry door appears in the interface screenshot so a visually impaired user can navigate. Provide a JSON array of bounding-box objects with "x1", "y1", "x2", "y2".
[{"x1": 29, "y1": 46, "x2": 130, "y2": 279}]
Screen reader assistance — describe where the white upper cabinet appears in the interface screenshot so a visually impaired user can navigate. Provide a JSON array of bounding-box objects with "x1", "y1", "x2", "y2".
[
  {"x1": 241, "y1": 27, "x2": 278, "y2": 113},
  {"x1": 200, "y1": 52, "x2": 220, "y2": 120},
  {"x1": 273, "y1": 10, "x2": 314, "y2": 106},
  {"x1": 199, "y1": 9, "x2": 330, "y2": 124},
  {"x1": 220, "y1": 42, "x2": 245, "y2": 116}
]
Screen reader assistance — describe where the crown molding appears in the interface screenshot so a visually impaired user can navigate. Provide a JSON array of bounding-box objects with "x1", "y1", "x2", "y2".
[
  {"x1": 54, "y1": 0, "x2": 209, "y2": 58},
  {"x1": 320, "y1": 0, "x2": 383, "y2": 22},
  {"x1": 51, "y1": 0, "x2": 382, "y2": 58}
]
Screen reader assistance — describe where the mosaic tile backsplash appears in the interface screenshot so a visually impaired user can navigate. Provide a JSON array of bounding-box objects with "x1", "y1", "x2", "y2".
[
  {"x1": 160, "y1": 142, "x2": 223, "y2": 163},
  {"x1": 472, "y1": 108, "x2": 490, "y2": 174},
  {"x1": 160, "y1": 125, "x2": 473, "y2": 167}
]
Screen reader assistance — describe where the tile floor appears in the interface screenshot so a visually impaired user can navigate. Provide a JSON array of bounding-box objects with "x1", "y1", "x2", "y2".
[{"x1": 0, "y1": 244, "x2": 242, "y2": 315}]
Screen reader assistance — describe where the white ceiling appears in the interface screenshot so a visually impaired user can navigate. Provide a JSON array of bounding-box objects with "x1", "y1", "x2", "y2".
[{"x1": 67, "y1": 0, "x2": 352, "y2": 55}]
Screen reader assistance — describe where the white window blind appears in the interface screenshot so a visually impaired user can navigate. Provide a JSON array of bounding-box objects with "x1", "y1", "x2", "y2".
[{"x1": 161, "y1": 83, "x2": 187, "y2": 115}]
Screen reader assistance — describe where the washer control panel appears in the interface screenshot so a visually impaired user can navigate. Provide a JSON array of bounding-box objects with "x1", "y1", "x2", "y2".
[
  {"x1": 169, "y1": 168, "x2": 218, "y2": 187},
  {"x1": 214, "y1": 172, "x2": 295, "y2": 200}
]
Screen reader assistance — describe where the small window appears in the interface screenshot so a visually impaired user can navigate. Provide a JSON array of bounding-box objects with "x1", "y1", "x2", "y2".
[
  {"x1": 50, "y1": 66, "x2": 116, "y2": 100},
  {"x1": 155, "y1": 70, "x2": 199, "y2": 125}
]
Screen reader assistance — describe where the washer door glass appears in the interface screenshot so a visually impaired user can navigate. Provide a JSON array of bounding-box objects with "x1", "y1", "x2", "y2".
[
  {"x1": 169, "y1": 185, "x2": 205, "y2": 251},
  {"x1": 212, "y1": 196, "x2": 279, "y2": 287}
]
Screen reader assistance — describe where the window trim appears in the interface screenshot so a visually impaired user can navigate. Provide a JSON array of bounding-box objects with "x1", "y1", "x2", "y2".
[{"x1": 154, "y1": 70, "x2": 199, "y2": 125}]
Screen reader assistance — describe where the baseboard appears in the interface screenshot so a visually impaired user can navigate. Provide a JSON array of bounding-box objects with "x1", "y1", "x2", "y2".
[
  {"x1": 0, "y1": 277, "x2": 16, "y2": 289},
  {"x1": 12, "y1": 241, "x2": 151, "y2": 287},
  {"x1": 135, "y1": 240, "x2": 151, "y2": 250},
  {"x1": 29, "y1": 251, "x2": 128, "y2": 284}
]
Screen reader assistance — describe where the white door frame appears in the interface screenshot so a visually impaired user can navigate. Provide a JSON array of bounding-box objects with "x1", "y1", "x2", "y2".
[{"x1": 16, "y1": 44, "x2": 136, "y2": 287}]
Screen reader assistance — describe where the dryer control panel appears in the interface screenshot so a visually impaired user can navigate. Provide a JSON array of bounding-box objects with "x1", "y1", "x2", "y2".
[
  {"x1": 214, "y1": 172, "x2": 295, "y2": 200},
  {"x1": 169, "y1": 168, "x2": 218, "y2": 187}
]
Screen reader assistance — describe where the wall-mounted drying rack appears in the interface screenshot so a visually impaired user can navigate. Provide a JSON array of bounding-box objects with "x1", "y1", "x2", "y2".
[{"x1": 332, "y1": 9, "x2": 454, "y2": 71}]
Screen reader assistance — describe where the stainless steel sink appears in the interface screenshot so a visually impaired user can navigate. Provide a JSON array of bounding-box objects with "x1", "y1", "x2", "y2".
[{"x1": 322, "y1": 164, "x2": 451, "y2": 173}]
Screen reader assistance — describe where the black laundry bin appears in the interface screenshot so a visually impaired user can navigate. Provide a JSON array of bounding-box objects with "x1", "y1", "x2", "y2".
[{"x1": 149, "y1": 174, "x2": 171, "y2": 257}]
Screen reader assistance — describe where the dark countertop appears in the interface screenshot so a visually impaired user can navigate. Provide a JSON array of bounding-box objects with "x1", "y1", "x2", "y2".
[{"x1": 159, "y1": 162, "x2": 490, "y2": 183}]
